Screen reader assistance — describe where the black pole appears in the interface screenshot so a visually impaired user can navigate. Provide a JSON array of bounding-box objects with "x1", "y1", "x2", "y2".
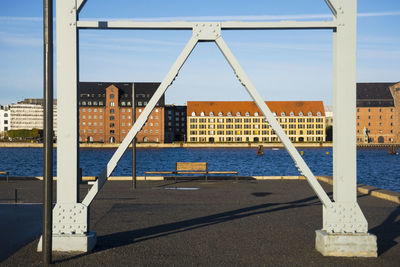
[
  {"x1": 132, "y1": 85, "x2": 137, "y2": 190},
  {"x1": 43, "y1": 0, "x2": 53, "y2": 264}
]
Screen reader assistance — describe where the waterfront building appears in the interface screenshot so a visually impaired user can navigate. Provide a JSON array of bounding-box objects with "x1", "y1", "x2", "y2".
[
  {"x1": 8, "y1": 99, "x2": 57, "y2": 134},
  {"x1": 356, "y1": 82, "x2": 399, "y2": 144},
  {"x1": 79, "y1": 82, "x2": 165, "y2": 143},
  {"x1": 389, "y1": 82, "x2": 400, "y2": 143},
  {"x1": 187, "y1": 101, "x2": 326, "y2": 143},
  {"x1": 0, "y1": 105, "x2": 10, "y2": 135},
  {"x1": 164, "y1": 105, "x2": 187, "y2": 143},
  {"x1": 324, "y1": 106, "x2": 333, "y2": 127}
]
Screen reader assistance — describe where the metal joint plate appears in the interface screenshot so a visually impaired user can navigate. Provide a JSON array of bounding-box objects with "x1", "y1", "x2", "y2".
[
  {"x1": 53, "y1": 203, "x2": 88, "y2": 235},
  {"x1": 193, "y1": 23, "x2": 221, "y2": 41}
]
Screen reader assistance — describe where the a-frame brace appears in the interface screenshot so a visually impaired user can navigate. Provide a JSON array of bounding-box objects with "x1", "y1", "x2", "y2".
[{"x1": 40, "y1": 0, "x2": 377, "y2": 257}]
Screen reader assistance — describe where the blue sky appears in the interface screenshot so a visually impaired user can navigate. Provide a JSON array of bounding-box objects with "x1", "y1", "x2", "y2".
[{"x1": 0, "y1": 0, "x2": 399, "y2": 106}]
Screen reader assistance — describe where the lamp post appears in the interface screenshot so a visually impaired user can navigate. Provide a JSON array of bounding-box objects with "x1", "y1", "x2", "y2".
[{"x1": 43, "y1": 0, "x2": 54, "y2": 263}]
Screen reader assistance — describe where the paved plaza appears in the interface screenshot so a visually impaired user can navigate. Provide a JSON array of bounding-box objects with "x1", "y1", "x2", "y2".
[{"x1": 0, "y1": 179, "x2": 399, "y2": 266}]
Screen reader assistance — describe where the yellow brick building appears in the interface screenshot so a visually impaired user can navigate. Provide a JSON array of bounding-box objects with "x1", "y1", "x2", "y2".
[{"x1": 187, "y1": 101, "x2": 326, "y2": 143}]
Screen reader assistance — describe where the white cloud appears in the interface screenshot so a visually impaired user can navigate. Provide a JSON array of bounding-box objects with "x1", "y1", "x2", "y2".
[
  {"x1": 0, "y1": 10, "x2": 399, "y2": 24},
  {"x1": 358, "y1": 11, "x2": 400, "y2": 17},
  {"x1": 0, "y1": 16, "x2": 42, "y2": 22},
  {"x1": 0, "y1": 32, "x2": 41, "y2": 47}
]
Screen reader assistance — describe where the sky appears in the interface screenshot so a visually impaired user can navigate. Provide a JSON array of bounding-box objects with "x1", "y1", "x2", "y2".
[{"x1": 0, "y1": 0, "x2": 399, "y2": 106}]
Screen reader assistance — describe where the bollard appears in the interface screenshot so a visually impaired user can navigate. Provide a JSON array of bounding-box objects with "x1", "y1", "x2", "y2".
[{"x1": 14, "y1": 189, "x2": 18, "y2": 204}]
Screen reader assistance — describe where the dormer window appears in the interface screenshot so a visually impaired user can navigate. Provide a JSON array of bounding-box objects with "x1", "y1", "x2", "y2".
[
  {"x1": 272, "y1": 112, "x2": 276, "y2": 116},
  {"x1": 317, "y1": 111, "x2": 322, "y2": 116},
  {"x1": 308, "y1": 112, "x2": 313, "y2": 116},
  {"x1": 227, "y1": 112, "x2": 232, "y2": 116},
  {"x1": 290, "y1": 112, "x2": 294, "y2": 116},
  {"x1": 200, "y1": 112, "x2": 205, "y2": 117},
  {"x1": 209, "y1": 112, "x2": 214, "y2": 116},
  {"x1": 236, "y1": 112, "x2": 241, "y2": 116},
  {"x1": 281, "y1": 112, "x2": 285, "y2": 117},
  {"x1": 191, "y1": 112, "x2": 196, "y2": 116},
  {"x1": 254, "y1": 112, "x2": 259, "y2": 116},
  {"x1": 218, "y1": 112, "x2": 223, "y2": 116},
  {"x1": 299, "y1": 112, "x2": 304, "y2": 116},
  {"x1": 245, "y1": 112, "x2": 250, "y2": 117}
]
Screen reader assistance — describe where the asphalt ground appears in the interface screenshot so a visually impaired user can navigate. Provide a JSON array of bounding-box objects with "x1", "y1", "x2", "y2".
[{"x1": 0, "y1": 179, "x2": 399, "y2": 266}]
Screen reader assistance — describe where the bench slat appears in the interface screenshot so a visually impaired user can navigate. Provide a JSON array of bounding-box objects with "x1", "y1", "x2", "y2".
[
  {"x1": 208, "y1": 171, "x2": 238, "y2": 174},
  {"x1": 176, "y1": 162, "x2": 207, "y2": 171},
  {"x1": 176, "y1": 171, "x2": 207, "y2": 174},
  {"x1": 145, "y1": 171, "x2": 174, "y2": 174}
]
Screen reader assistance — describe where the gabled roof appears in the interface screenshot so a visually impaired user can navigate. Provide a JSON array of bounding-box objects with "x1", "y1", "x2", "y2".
[
  {"x1": 356, "y1": 82, "x2": 397, "y2": 107},
  {"x1": 187, "y1": 101, "x2": 325, "y2": 116}
]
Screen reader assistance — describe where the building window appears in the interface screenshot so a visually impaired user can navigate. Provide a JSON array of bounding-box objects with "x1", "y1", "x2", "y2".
[
  {"x1": 110, "y1": 102, "x2": 115, "y2": 107},
  {"x1": 110, "y1": 116, "x2": 115, "y2": 121},
  {"x1": 299, "y1": 112, "x2": 303, "y2": 116},
  {"x1": 317, "y1": 112, "x2": 321, "y2": 116},
  {"x1": 110, "y1": 109, "x2": 115, "y2": 114},
  {"x1": 308, "y1": 112, "x2": 312, "y2": 116},
  {"x1": 289, "y1": 112, "x2": 294, "y2": 116},
  {"x1": 245, "y1": 112, "x2": 250, "y2": 117},
  {"x1": 110, "y1": 123, "x2": 115, "y2": 128},
  {"x1": 236, "y1": 112, "x2": 241, "y2": 116},
  {"x1": 110, "y1": 130, "x2": 115, "y2": 135},
  {"x1": 191, "y1": 112, "x2": 196, "y2": 116}
]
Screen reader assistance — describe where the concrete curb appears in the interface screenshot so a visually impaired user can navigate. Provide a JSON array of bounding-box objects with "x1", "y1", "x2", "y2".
[
  {"x1": 6, "y1": 175, "x2": 399, "y2": 204},
  {"x1": 314, "y1": 176, "x2": 400, "y2": 204}
]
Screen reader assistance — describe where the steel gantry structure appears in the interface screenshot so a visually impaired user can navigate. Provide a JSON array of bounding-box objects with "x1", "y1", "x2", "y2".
[{"x1": 39, "y1": 0, "x2": 377, "y2": 257}]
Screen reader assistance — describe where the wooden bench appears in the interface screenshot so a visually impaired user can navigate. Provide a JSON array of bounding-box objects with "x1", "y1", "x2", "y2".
[
  {"x1": 144, "y1": 162, "x2": 238, "y2": 182},
  {"x1": 0, "y1": 171, "x2": 9, "y2": 182}
]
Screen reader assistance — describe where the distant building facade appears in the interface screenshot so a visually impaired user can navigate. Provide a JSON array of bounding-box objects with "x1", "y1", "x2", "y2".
[
  {"x1": 187, "y1": 101, "x2": 326, "y2": 143},
  {"x1": 0, "y1": 105, "x2": 10, "y2": 134},
  {"x1": 79, "y1": 82, "x2": 165, "y2": 143},
  {"x1": 324, "y1": 106, "x2": 333, "y2": 127},
  {"x1": 164, "y1": 105, "x2": 187, "y2": 143},
  {"x1": 356, "y1": 82, "x2": 398, "y2": 144},
  {"x1": 8, "y1": 99, "x2": 57, "y2": 133},
  {"x1": 390, "y1": 82, "x2": 400, "y2": 143}
]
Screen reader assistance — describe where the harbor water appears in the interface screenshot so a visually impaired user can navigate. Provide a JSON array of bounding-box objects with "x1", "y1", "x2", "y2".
[{"x1": 0, "y1": 147, "x2": 398, "y2": 192}]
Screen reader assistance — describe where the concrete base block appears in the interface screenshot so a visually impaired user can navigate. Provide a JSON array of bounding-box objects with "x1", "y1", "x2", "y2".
[
  {"x1": 37, "y1": 231, "x2": 96, "y2": 252},
  {"x1": 315, "y1": 230, "x2": 377, "y2": 257}
]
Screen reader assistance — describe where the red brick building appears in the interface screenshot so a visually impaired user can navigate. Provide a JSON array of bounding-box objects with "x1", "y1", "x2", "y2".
[
  {"x1": 79, "y1": 82, "x2": 165, "y2": 143},
  {"x1": 356, "y1": 82, "x2": 399, "y2": 144}
]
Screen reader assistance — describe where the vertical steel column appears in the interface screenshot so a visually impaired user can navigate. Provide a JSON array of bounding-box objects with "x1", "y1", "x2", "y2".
[
  {"x1": 333, "y1": 0, "x2": 357, "y2": 202},
  {"x1": 42, "y1": 0, "x2": 53, "y2": 263},
  {"x1": 56, "y1": 0, "x2": 79, "y2": 203},
  {"x1": 132, "y1": 84, "x2": 136, "y2": 190}
]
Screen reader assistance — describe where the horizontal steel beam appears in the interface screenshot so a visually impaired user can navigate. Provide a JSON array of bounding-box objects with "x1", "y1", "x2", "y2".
[{"x1": 77, "y1": 20, "x2": 337, "y2": 30}]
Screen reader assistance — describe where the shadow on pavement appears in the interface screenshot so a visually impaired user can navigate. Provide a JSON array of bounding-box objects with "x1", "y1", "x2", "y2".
[
  {"x1": 54, "y1": 194, "x2": 322, "y2": 263},
  {"x1": 0, "y1": 204, "x2": 42, "y2": 262},
  {"x1": 370, "y1": 206, "x2": 400, "y2": 256}
]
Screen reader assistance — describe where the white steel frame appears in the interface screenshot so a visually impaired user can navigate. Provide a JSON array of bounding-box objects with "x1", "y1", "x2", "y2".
[{"x1": 53, "y1": 0, "x2": 374, "y2": 254}]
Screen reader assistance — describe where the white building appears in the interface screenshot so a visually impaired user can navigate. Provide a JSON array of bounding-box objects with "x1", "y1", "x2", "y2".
[
  {"x1": 9, "y1": 99, "x2": 57, "y2": 134},
  {"x1": 324, "y1": 105, "x2": 333, "y2": 127},
  {"x1": 0, "y1": 105, "x2": 10, "y2": 135}
]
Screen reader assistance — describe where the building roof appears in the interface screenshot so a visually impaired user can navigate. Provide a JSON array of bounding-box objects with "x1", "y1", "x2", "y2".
[
  {"x1": 79, "y1": 82, "x2": 164, "y2": 107},
  {"x1": 356, "y1": 82, "x2": 397, "y2": 107},
  {"x1": 187, "y1": 101, "x2": 325, "y2": 116}
]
